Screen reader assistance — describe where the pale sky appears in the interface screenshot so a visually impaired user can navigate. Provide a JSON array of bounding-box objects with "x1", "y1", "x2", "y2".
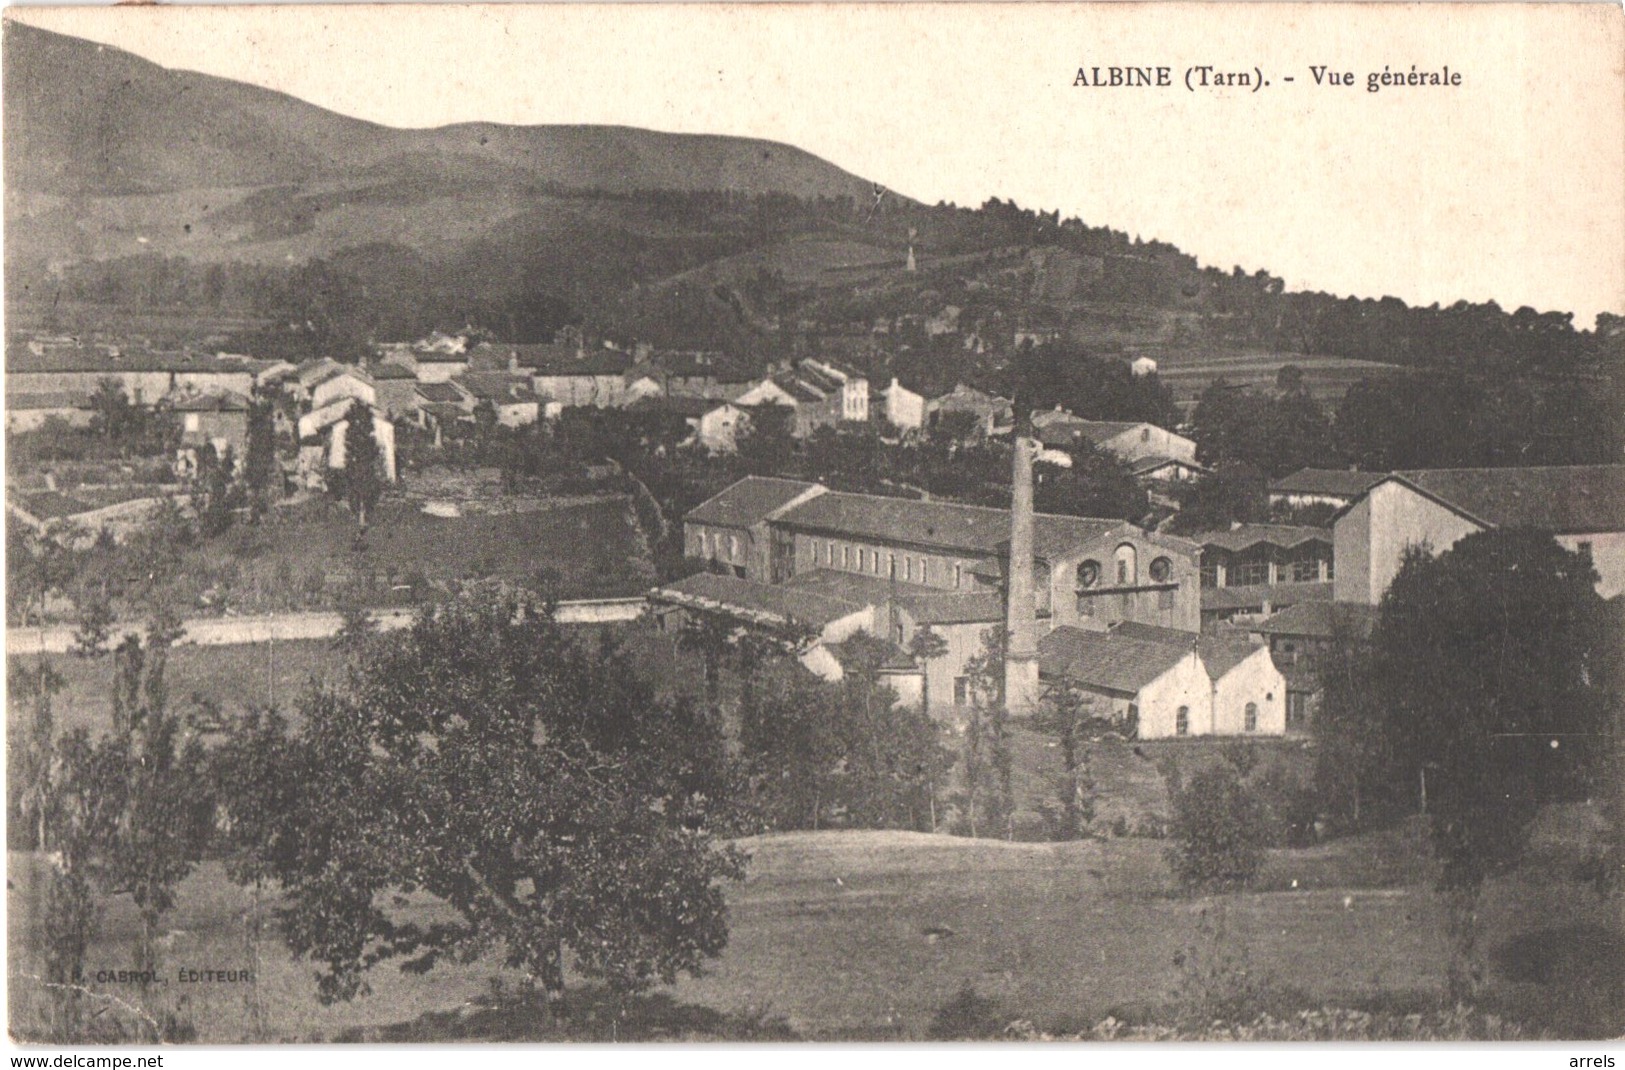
[{"x1": 8, "y1": 3, "x2": 1624, "y2": 326}]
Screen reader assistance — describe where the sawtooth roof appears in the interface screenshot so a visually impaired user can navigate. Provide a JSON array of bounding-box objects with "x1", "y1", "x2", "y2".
[{"x1": 1197, "y1": 524, "x2": 1332, "y2": 553}]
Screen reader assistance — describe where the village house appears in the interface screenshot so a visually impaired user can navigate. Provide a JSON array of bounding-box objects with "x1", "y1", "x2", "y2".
[
  {"x1": 1032, "y1": 411, "x2": 1198, "y2": 468},
  {"x1": 1130, "y1": 355, "x2": 1159, "y2": 378},
  {"x1": 4, "y1": 390, "x2": 96, "y2": 433},
  {"x1": 296, "y1": 401, "x2": 398, "y2": 487},
  {"x1": 5, "y1": 346, "x2": 256, "y2": 404},
  {"x1": 926, "y1": 384, "x2": 1014, "y2": 439},
  {"x1": 453, "y1": 372, "x2": 541, "y2": 427},
  {"x1": 522, "y1": 345, "x2": 635, "y2": 408},
  {"x1": 368, "y1": 360, "x2": 422, "y2": 419},
  {"x1": 1331, "y1": 465, "x2": 1625, "y2": 603},
  {"x1": 172, "y1": 390, "x2": 251, "y2": 476},
  {"x1": 1038, "y1": 627, "x2": 1212, "y2": 739},
  {"x1": 1039, "y1": 622, "x2": 1287, "y2": 739},
  {"x1": 308, "y1": 365, "x2": 378, "y2": 413},
  {"x1": 1111, "y1": 621, "x2": 1288, "y2": 736},
  {"x1": 877, "y1": 377, "x2": 928, "y2": 431}
]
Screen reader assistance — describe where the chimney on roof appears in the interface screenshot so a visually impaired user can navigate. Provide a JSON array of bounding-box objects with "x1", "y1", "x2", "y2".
[{"x1": 1004, "y1": 428, "x2": 1040, "y2": 713}]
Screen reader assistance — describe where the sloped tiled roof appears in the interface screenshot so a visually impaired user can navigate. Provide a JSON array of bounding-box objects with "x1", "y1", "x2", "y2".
[
  {"x1": 651, "y1": 572, "x2": 868, "y2": 629},
  {"x1": 1252, "y1": 601, "x2": 1379, "y2": 640},
  {"x1": 370, "y1": 361, "x2": 418, "y2": 381},
  {"x1": 784, "y1": 569, "x2": 1004, "y2": 624},
  {"x1": 1197, "y1": 637, "x2": 1265, "y2": 679},
  {"x1": 1105, "y1": 620, "x2": 1262, "y2": 679},
  {"x1": 5, "y1": 390, "x2": 93, "y2": 410},
  {"x1": 455, "y1": 373, "x2": 538, "y2": 403},
  {"x1": 1197, "y1": 524, "x2": 1332, "y2": 553},
  {"x1": 778, "y1": 489, "x2": 1123, "y2": 561},
  {"x1": 1130, "y1": 455, "x2": 1205, "y2": 477},
  {"x1": 686, "y1": 476, "x2": 823, "y2": 529},
  {"x1": 170, "y1": 390, "x2": 251, "y2": 412},
  {"x1": 1391, "y1": 466, "x2": 1625, "y2": 535},
  {"x1": 1269, "y1": 468, "x2": 1388, "y2": 498},
  {"x1": 1038, "y1": 626, "x2": 1191, "y2": 694},
  {"x1": 415, "y1": 382, "x2": 467, "y2": 404}
]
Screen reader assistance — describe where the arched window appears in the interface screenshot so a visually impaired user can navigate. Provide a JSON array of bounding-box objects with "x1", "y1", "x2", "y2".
[
  {"x1": 1244, "y1": 702, "x2": 1258, "y2": 732},
  {"x1": 1149, "y1": 556, "x2": 1173, "y2": 583},
  {"x1": 1176, "y1": 706, "x2": 1190, "y2": 736},
  {"x1": 1114, "y1": 544, "x2": 1137, "y2": 586},
  {"x1": 1078, "y1": 560, "x2": 1101, "y2": 589}
]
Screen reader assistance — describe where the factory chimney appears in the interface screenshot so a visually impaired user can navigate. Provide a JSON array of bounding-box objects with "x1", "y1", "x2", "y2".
[{"x1": 1004, "y1": 419, "x2": 1040, "y2": 712}]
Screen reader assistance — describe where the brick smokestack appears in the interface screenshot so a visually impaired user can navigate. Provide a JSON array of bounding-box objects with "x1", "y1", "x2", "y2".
[{"x1": 1004, "y1": 424, "x2": 1040, "y2": 712}]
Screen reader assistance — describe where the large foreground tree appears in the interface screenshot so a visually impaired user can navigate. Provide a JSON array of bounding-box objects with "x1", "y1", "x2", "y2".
[
  {"x1": 1368, "y1": 530, "x2": 1619, "y2": 998},
  {"x1": 258, "y1": 589, "x2": 744, "y2": 1005}
]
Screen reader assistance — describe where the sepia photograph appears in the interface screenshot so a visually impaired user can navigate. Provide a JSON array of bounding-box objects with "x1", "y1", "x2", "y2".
[{"x1": 2, "y1": 1, "x2": 1622, "y2": 1046}]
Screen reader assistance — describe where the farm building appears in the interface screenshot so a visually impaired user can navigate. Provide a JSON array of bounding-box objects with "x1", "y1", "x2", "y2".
[{"x1": 1269, "y1": 468, "x2": 1387, "y2": 510}]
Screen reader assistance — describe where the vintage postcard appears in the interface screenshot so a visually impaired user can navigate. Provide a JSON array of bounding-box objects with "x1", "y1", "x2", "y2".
[{"x1": 3, "y1": 1, "x2": 1622, "y2": 1048}]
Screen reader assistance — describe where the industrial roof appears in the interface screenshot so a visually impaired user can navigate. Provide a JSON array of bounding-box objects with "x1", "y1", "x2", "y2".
[
  {"x1": 686, "y1": 476, "x2": 824, "y2": 529},
  {"x1": 1251, "y1": 601, "x2": 1379, "y2": 640},
  {"x1": 1389, "y1": 466, "x2": 1625, "y2": 535},
  {"x1": 1196, "y1": 524, "x2": 1332, "y2": 553},
  {"x1": 650, "y1": 572, "x2": 868, "y2": 629},
  {"x1": 1269, "y1": 468, "x2": 1389, "y2": 498}
]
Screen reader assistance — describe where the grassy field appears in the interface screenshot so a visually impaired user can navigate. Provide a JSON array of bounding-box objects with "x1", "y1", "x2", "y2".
[
  {"x1": 155, "y1": 494, "x2": 653, "y2": 617},
  {"x1": 8, "y1": 625, "x2": 1617, "y2": 1040},
  {"x1": 7, "y1": 640, "x2": 342, "y2": 740},
  {"x1": 8, "y1": 815, "x2": 1617, "y2": 1042}
]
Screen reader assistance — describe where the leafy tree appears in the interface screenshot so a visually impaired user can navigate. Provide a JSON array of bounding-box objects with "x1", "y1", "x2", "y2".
[
  {"x1": 243, "y1": 389, "x2": 280, "y2": 518},
  {"x1": 1368, "y1": 531, "x2": 1618, "y2": 998},
  {"x1": 1166, "y1": 763, "x2": 1271, "y2": 891},
  {"x1": 1034, "y1": 678, "x2": 1097, "y2": 840},
  {"x1": 735, "y1": 403, "x2": 795, "y2": 475},
  {"x1": 71, "y1": 591, "x2": 115, "y2": 658},
  {"x1": 194, "y1": 443, "x2": 241, "y2": 538},
  {"x1": 262, "y1": 590, "x2": 745, "y2": 1005},
  {"x1": 210, "y1": 706, "x2": 302, "y2": 1039},
  {"x1": 331, "y1": 401, "x2": 384, "y2": 528},
  {"x1": 88, "y1": 377, "x2": 139, "y2": 441},
  {"x1": 957, "y1": 627, "x2": 1014, "y2": 838}
]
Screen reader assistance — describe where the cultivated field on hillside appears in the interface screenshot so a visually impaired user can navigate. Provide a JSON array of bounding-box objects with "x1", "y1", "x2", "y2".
[{"x1": 1148, "y1": 349, "x2": 1407, "y2": 408}]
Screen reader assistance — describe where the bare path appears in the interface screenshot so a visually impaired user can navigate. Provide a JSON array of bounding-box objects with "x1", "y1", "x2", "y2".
[{"x1": 5, "y1": 597, "x2": 647, "y2": 655}]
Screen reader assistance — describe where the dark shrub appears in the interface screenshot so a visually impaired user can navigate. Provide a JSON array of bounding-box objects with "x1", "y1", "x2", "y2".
[{"x1": 1166, "y1": 763, "x2": 1271, "y2": 890}]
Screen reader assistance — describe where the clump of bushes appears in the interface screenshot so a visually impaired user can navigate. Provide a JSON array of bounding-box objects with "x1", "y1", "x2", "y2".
[{"x1": 1165, "y1": 763, "x2": 1272, "y2": 890}]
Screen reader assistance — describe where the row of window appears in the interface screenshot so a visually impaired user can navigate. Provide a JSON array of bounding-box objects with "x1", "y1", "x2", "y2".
[
  {"x1": 1173, "y1": 701, "x2": 1260, "y2": 736},
  {"x1": 696, "y1": 529, "x2": 743, "y2": 562},
  {"x1": 807, "y1": 539, "x2": 962, "y2": 588},
  {"x1": 1200, "y1": 556, "x2": 1333, "y2": 588}
]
